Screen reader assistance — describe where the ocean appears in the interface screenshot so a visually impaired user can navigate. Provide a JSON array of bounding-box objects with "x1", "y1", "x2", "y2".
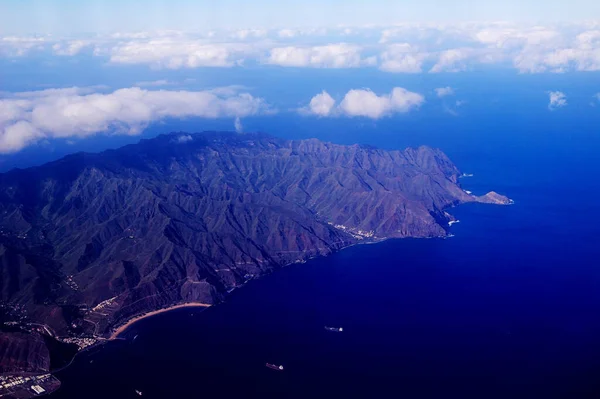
[
  {"x1": 0, "y1": 67, "x2": 583, "y2": 398},
  {"x1": 44, "y1": 90, "x2": 600, "y2": 398}
]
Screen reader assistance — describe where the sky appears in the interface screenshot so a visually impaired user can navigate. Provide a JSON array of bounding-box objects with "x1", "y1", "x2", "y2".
[
  {"x1": 2, "y1": 0, "x2": 600, "y2": 34},
  {"x1": 1, "y1": 0, "x2": 600, "y2": 166}
]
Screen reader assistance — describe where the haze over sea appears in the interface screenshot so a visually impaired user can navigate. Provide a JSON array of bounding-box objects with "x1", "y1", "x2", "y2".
[{"x1": 7, "y1": 70, "x2": 590, "y2": 398}]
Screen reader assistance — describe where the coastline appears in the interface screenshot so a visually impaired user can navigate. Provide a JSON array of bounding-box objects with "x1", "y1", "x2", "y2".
[
  {"x1": 109, "y1": 302, "x2": 211, "y2": 340},
  {"x1": 107, "y1": 203, "x2": 468, "y2": 342}
]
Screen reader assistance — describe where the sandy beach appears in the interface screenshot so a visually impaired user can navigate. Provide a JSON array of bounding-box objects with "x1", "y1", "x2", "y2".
[{"x1": 110, "y1": 302, "x2": 211, "y2": 339}]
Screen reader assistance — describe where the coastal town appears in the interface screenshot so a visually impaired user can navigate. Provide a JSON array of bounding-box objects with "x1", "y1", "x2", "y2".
[
  {"x1": 0, "y1": 374, "x2": 61, "y2": 398},
  {"x1": 1, "y1": 299, "x2": 212, "y2": 398},
  {"x1": 0, "y1": 301, "x2": 103, "y2": 398}
]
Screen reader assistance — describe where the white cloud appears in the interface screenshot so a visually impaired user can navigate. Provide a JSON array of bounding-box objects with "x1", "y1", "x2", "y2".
[
  {"x1": 510, "y1": 28, "x2": 600, "y2": 73},
  {"x1": 379, "y1": 43, "x2": 427, "y2": 73},
  {"x1": 266, "y1": 44, "x2": 370, "y2": 68},
  {"x1": 277, "y1": 29, "x2": 296, "y2": 38},
  {"x1": 514, "y1": 47, "x2": 600, "y2": 73},
  {"x1": 107, "y1": 39, "x2": 255, "y2": 68},
  {"x1": 473, "y1": 27, "x2": 562, "y2": 48},
  {"x1": 435, "y1": 86, "x2": 454, "y2": 98},
  {"x1": 548, "y1": 91, "x2": 567, "y2": 110},
  {"x1": 229, "y1": 29, "x2": 267, "y2": 40},
  {"x1": 110, "y1": 32, "x2": 152, "y2": 40},
  {"x1": 52, "y1": 40, "x2": 91, "y2": 56},
  {"x1": 176, "y1": 134, "x2": 193, "y2": 143},
  {"x1": 0, "y1": 86, "x2": 270, "y2": 153},
  {"x1": 300, "y1": 87, "x2": 423, "y2": 119},
  {"x1": 4, "y1": 23, "x2": 600, "y2": 74},
  {"x1": 234, "y1": 116, "x2": 243, "y2": 133},
  {"x1": 302, "y1": 90, "x2": 336, "y2": 116},
  {"x1": 339, "y1": 88, "x2": 424, "y2": 118},
  {"x1": 577, "y1": 30, "x2": 600, "y2": 49},
  {"x1": 0, "y1": 36, "x2": 47, "y2": 56},
  {"x1": 430, "y1": 48, "x2": 474, "y2": 73}
]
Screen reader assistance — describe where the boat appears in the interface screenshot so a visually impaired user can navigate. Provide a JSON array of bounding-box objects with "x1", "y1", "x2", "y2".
[
  {"x1": 266, "y1": 363, "x2": 284, "y2": 371},
  {"x1": 324, "y1": 326, "x2": 343, "y2": 332}
]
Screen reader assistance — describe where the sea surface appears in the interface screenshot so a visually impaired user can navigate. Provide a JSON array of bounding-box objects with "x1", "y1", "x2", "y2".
[
  {"x1": 6, "y1": 69, "x2": 592, "y2": 398},
  {"x1": 45, "y1": 117, "x2": 600, "y2": 398}
]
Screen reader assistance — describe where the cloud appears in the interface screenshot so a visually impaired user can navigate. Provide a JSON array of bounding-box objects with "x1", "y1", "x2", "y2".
[
  {"x1": 52, "y1": 40, "x2": 92, "y2": 56},
  {"x1": 435, "y1": 86, "x2": 454, "y2": 98},
  {"x1": 430, "y1": 48, "x2": 474, "y2": 73},
  {"x1": 379, "y1": 43, "x2": 427, "y2": 73},
  {"x1": 520, "y1": 47, "x2": 600, "y2": 72},
  {"x1": 473, "y1": 27, "x2": 562, "y2": 48},
  {"x1": 301, "y1": 88, "x2": 424, "y2": 119},
  {"x1": 509, "y1": 28, "x2": 600, "y2": 73},
  {"x1": 107, "y1": 39, "x2": 255, "y2": 68},
  {"x1": 514, "y1": 46, "x2": 600, "y2": 73},
  {"x1": 266, "y1": 44, "x2": 371, "y2": 68},
  {"x1": 5, "y1": 23, "x2": 600, "y2": 74},
  {"x1": 234, "y1": 116, "x2": 243, "y2": 133},
  {"x1": 277, "y1": 29, "x2": 297, "y2": 38},
  {"x1": 339, "y1": 88, "x2": 424, "y2": 118},
  {"x1": 229, "y1": 29, "x2": 267, "y2": 40},
  {"x1": 548, "y1": 91, "x2": 567, "y2": 110},
  {"x1": 176, "y1": 134, "x2": 193, "y2": 143},
  {"x1": 0, "y1": 86, "x2": 270, "y2": 153},
  {"x1": 0, "y1": 36, "x2": 47, "y2": 56},
  {"x1": 273, "y1": 28, "x2": 329, "y2": 39},
  {"x1": 302, "y1": 90, "x2": 336, "y2": 116}
]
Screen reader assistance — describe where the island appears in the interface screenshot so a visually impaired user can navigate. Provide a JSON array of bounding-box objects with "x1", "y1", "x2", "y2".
[{"x1": 0, "y1": 132, "x2": 511, "y2": 397}]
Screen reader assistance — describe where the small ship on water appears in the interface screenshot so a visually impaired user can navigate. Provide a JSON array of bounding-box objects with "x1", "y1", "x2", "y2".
[
  {"x1": 266, "y1": 363, "x2": 284, "y2": 371},
  {"x1": 324, "y1": 326, "x2": 343, "y2": 332}
]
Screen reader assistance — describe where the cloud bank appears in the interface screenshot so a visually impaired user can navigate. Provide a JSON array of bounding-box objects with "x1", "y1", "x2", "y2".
[
  {"x1": 0, "y1": 86, "x2": 270, "y2": 153},
  {"x1": 4, "y1": 23, "x2": 600, "y2": 73}
]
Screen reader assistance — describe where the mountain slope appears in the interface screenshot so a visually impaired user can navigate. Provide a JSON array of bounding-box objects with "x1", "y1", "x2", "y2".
[{"x1": 0, "y1": 132, "x2": 507, "y2": 361}]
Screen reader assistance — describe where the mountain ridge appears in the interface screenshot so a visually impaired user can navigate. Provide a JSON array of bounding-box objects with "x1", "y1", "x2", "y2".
[{"x1": 0, "y1": 131, "x2": 511, "y2": 375}]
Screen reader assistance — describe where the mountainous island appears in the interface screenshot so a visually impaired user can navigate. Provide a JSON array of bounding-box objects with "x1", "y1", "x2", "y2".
[{"x1": 0, "y1": 132, "x2": 511, "y2": 395}]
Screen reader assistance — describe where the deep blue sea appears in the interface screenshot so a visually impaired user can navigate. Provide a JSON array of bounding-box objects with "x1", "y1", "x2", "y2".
[
  {"x1": 3, "y1": 65, "x2": 598, "y2": 398},
  {"x1": 44, "y1": 111, "x2": 600, "y2": 398}
]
